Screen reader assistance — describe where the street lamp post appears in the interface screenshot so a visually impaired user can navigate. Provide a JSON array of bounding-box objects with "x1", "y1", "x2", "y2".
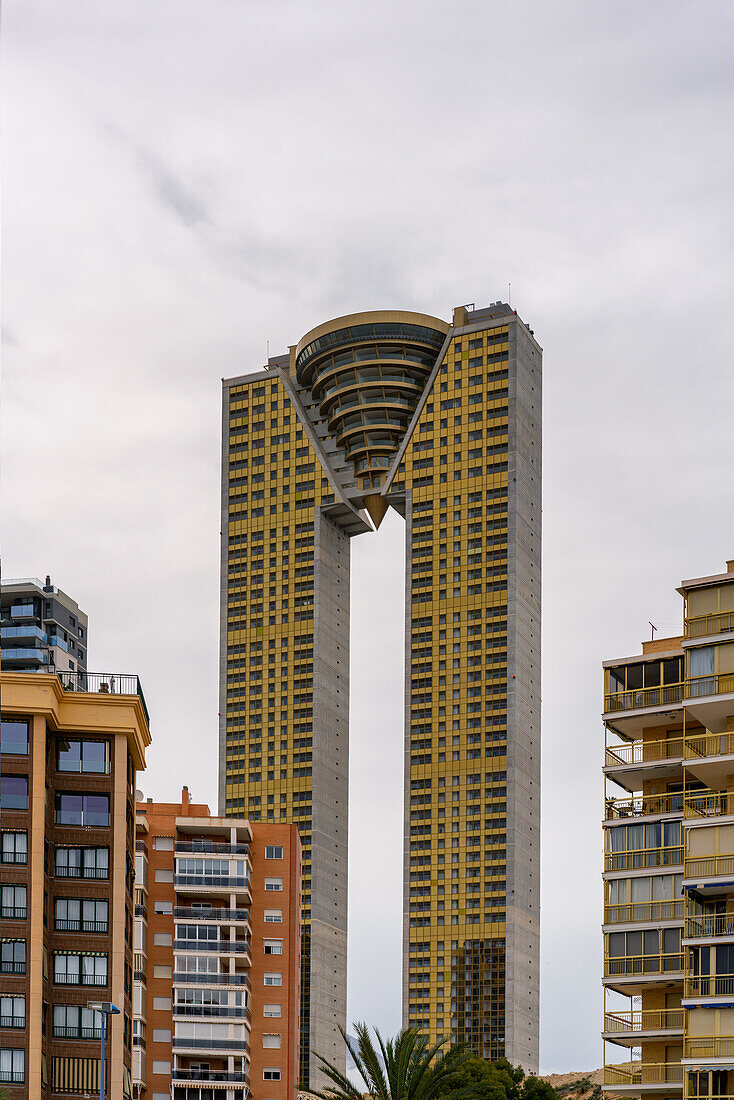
[{"x1": 87, "y1": 1001, "x2": 120, "y2": 1100}]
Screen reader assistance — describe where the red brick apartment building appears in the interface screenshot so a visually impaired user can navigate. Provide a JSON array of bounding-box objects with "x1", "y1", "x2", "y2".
[{"x1": 133, "y1": 789, "x2": 301, "y2": 1100}]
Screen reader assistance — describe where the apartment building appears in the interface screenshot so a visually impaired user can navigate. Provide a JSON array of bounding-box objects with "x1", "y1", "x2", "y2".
[
  {"x1": 603, "y1": 558, "x2": 734, "y2": 1100},
  {"x1": 219, "y1": 304, "x2": 542, "y2": 1083},
  {"x1": 0, "y1": 668, "x2": 150, "y2": 1098},
  {"x1": 133, "y1": 789, "x2": 300, "y2": 1100},
  {"x1": 1, "y1": 577, "x2": 88, "y2": 675}
]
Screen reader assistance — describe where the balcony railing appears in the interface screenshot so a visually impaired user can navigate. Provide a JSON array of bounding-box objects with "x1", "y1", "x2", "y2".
[
  {"x1": 686, "y1": 732, "x2": 734, "y2": 759},
  {"x1": 685, "y1": 612, "x2": 734, "y2": 639},
  {"x1": 605, "y1": 899, "x2": 683, "y2": 925},
  {"x1": 685, "y1": 1036, "x2": 734, "y2": 1058},
  {"x1": 685, "y1": 973, "x2": 734, "y2": 997},
  {"x1": 174, "y1": 907, "x2": 250, "y2": 923},
  {"x1": 604, "y1": 683, "x2": 685, "y2": 714},
  {"x1": 54, "y1": 920, "x2": 108, "y2": 934},
  {"x1": 175, "y1": 875, "x2": 250, "y2": 889},
  {"x1": 606, "y1": 792, "x2": 683, "y2": 820},
  {"x1": 55, "y1": 670, "x2": 150, "y2": 726},
  {"x1": 172, "y1": 972, "x2": 249, "y2": 986},
  {"x1": 603, "y1": 1063, "x2": 683, "y2": 1086},
  {"x1": 685, "y1": 913, "x2": 734, "y2": 940},
  {"x1": 686, "y1": 674, "x2": 734, "y2": 700},
  {"x1": 175, "y1": 842, "x2": 250, "y2": 857},
  {"x1": 606, "y1": 737, "x2": 684, "y2": 767},
  {"x1": 172, "y1": 1038, "x2": 249, "y2": 1052},
  {"x1": 173, "y1": 1004, "x2": 252, "y2": 1020},
  {"x1": 172, "y1": 1070, "x2": 249, "y2": 1084},
  {"x1": 604, "y1": 1009, "x2": 684, "y2": 1033},
  {"x1": 53, "y1": 1026, "x2": 102, "y2": 1040},
  {"x1": 604, "y1": 951, "x2": 684, "y2": 978},
  {"x1": 685, "y1": 791, "x2": 734, "y2": 819},
  {"x1": 605, "y1": 846, "x2": 683, "y2": 872},
  {"x1": 1, "y1": 906, "x2": 27, "y2": 920},
  {"x1": 174, "y1": 939, "x2": 251, "y2": 955},
  {"x1": 685, "y1": 855, "x2": 734, "y2": 879}
]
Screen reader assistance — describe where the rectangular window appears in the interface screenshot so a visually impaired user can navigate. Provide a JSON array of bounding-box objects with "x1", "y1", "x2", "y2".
[
  {"x1": 153, "y1": 965, "x2": 172, "y2": 979},
  {"x1": 264, "y1": 909, "x2": 282, "y2": 923},
  {"x1": 264, "y1": 878, "x2": 282, "y2": 891},
  {"x1": 0, "y1": 776, "x2": 28, "y2": 811},
  {"x1": 0, "y1": 720, "x2": 29, "y2": 755},
  {"x1": 55, "y1": 898, "x2": 108, "y2": 933},
  {"x1": 1, "y1": 832, "x2": 27, "y2": 864},
  {"x1": 265, "y1": 846, "x2": 283, "y2": 859},
  {"x1": 53, "y1": 1004, "x2": 99, "y2": 1039},
  {"x1": 154, "y1": 869, "x2": 174, "y2": 884},
  {"x1": 53, "y1": 952, "x2": 107, "y2": 986},
  {"x1": 1, "y1": 941, "x2": 26, "y2": 974},
  {"x1": 152, "y1": 1061, "x2": 171, "y2": 1075},
  {"x1": 262, "y1": 1034, "x2": 282, "y2": 1048},
  {"x1": 55, "y1": 847, "x2": 109, "y2": 879},
  {"x1": 153, "y1": 933, "x2": 172, "y2": 947},
  {"x1": 264, "y1": 940, "x2": 283, "y2": 955},
  {"x1": 152, "y1": 1030, "x2": 171, "y2": 1043},
  {"x1": 1, "y1": 885, "x2": 27, "y2": 920},
  {"x1": 263, "y1": 973, "x2": 282, "y2": 986},
  {"x1": 154, "y1": 901, "x2": 172, "y2": 914},
  {"x1": 153, "y1": 836, "x2": 174, "y2": 851},
  {"x1": 0, "y1": 1047, "x2": 25, "y2": 1084},
  {"x1": 0, "y1": 996, "x2": 25, "y2": 1028},
  {"x1": 153, "y1": 998, "x2": 171, "y2": 1011},
  {"x1": 56, "y1": 738, "x2": 109, "y2": 774},
  {"x1": 263, "y1": 1069, "x2": 281, "y2": 1081},
  {"x1": 55, "y1": 793, "x2": 110, "y2": 827},
  {"x1": 263, "y1": 1004, "x2": 282, "y2": 1017}
]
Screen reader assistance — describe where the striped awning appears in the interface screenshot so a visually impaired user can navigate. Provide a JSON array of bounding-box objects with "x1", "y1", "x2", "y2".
[{"x1": 52, "y1": 1057, "x2": 100, "y2": 1094}]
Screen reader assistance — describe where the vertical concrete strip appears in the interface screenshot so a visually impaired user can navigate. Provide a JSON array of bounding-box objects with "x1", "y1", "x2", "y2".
[{"x1": 111, "y1": 735, "x2": 128, "y2": 1099}]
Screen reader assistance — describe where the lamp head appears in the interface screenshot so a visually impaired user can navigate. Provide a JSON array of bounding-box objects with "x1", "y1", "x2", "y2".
[{"x1": 86, "y1": 1001, "x2": 120, "y2": 1015}]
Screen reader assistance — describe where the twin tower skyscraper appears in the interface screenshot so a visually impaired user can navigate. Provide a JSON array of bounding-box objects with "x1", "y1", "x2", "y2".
[{"x1": 217, "y1": 304, "x2": 542, "y2": 1089}]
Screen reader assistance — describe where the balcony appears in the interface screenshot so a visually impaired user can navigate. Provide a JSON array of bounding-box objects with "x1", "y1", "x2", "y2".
[
  {"x1": 172, "y1": 972, "x2": 250, "y2": 987},
  {"x1": 684, "y1": 675, "x2": 734, "y2": 734},
  {"x1": 685, "y1": 612, "x2": 734, "y2": 640},
  {"x1": 604, "y1": 951, "x2": 684, "y2": 981},
  {"x1": 55, "y1": 670, "x2": 150, "y2": 726},
  {"x1": 174, "y1": 939, "x2": 251, "y2": 956},
  {"x1": 684, "y1": 1036, "x2": 734, "y2": 1059},
  {"x1": 603, "y1": 1062, "x2": 683, "y2": 1090},
  {"x1": 685, "y1": 855, "x2": 734, "y2": 893},
  {"x1": 685, "y1": 791, "x2": 734, "y2": 820},
  {"x1": 604, "y1": 899, "x2": 684, "y2": 926},
  {"x1": 605, "y1": 736, "x2": 684, "y2": 790},
  {"x1": 604, "y1": 846, "x2": 683, "y2": 873},
  {"x1": 685, "y1": 732, "x2": 734, "y2": 787},
  {"x1": 684, "y1": 913, "x2": 734, "y2": 941},
  {"x1": 174, "y1": 907, "x2": 250, "y2": 924},
  {"x1": 2, "y1": 647, "x2": 49, "y2": 664},
  {"x1": 603, "y1": 1009, "x2": 684, "y2": 1041},
  {"x1": 1, "y1": 625, "x2": 47, "y2": 643},
  {"x1": 604, "y1": 682, "x2": 684, "y2": 729},
  {"x1": 172, "y1": 1070, "x2": 249, "y2": 1084},
  {"x1": 172, "y1": 1038, "x2": 249, "y2": 1053},
  {"x1": 175, "y1": 842, "x2": 250, "y2": 857},
  {"x1": 173, "y1": 1004, "x2": 251, "y2": 1020},
  {"x1": 684, "y1": 973, "x2": 734, "y2": 1000},
  {"x1": 9, "y1": 602, "x2": 35, "y2": 619},
  {"x1": 605, "y1": 792, "x2": 683, "y2": 821},
  {"x1": 175, "y1": 874, "x2": 251, "y2": 894}
]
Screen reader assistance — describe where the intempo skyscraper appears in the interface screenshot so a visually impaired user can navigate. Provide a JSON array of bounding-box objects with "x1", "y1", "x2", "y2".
[{"x1": 218, "y1": 303, "x2": 542, "y2": 1086}]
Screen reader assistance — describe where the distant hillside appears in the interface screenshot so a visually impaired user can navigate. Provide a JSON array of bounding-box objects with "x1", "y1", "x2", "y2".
[{"x1": 541, "y1": 1067, "x2": 630, "y2": 1100}]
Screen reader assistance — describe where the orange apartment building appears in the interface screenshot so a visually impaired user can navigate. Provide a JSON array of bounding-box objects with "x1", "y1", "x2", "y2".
[{"x1": 133, "y1": 788, "x2": 301, "y2": 1100}]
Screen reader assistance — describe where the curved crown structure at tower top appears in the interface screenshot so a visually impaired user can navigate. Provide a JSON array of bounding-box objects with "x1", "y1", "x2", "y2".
[{"x1": 294, "y1": 310, "x2": 449, "y2": 491}]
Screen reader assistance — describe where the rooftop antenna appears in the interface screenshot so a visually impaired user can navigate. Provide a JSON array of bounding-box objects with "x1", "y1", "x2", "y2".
[
  {"x1": 649, "y1": 621, "x2": 657, "y2": 640},
  {"x1": 508, "y1": 282, "x2": 511, "y2": 305},
  {"x1": 266, "y1": 340, "x2": 270, "y2": 361}
]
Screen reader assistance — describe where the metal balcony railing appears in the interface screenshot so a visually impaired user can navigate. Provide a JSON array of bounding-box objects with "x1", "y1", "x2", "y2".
[
  {"x1": 686, "y1": 674, "x2": 734, "y2": 699},
  {"x1": 604, "y1": 683, "x2": 685, "y2": 714},
  {"x1": 605, "y1": 899, "x2": 683, "y2": 925},
  {"x1": 604, "y1": 1009, "x2": 684, "y2": 1033},
  {"x1": 175, "y1": 842, "x2": 250, "y2": 857},
  {"x1": 172, "y1": 972, "x2": 249, "y2": 986},
  {"x1": 685, "y1": 855, "x2": 734, "y2": 879},
  {"x1": 172, "y1": 1070, "x2": 249, "y2": 1084},
  {"x1": 685, "y1": 1036, "x2": 734, "y2": 1058},
  {"x1": 174, "y1": 907, "x2": 249, "y2": 922},
  {"x1": 172, "y1": 1038, "x2": 249, "y2": 1052},
  {"x1": 604, "y1": 951, "x2": 684, "y2": 978},
  {"x1": 685, "y1": 732, "x2": 734, "y2": 759},
  {"x1": 173, "y1": 1004, "x2": 251, "y2": 1020},
  {"x1": 55, "y1": 670, "x2": 150, "y2": 726},
  {"x1": 606, "y1": 792, "x2": 683, "y2": 820},
  {"x1": 685, "y1": 913, "x2": 734, "y2": 939},
  {"x1": 174, "y1": 939, "x2": 251, "y2": 955},
  {"x1": 603, "y1": 1063, "x2": 683, "y2": 1086},
  {"x1": 685, "y1": 791, "x2": 734, "y2": 819},
  {"x1": 174, "y1": 875, "x2": 249, "y2": 889},
  {"x1": 605, "y1": 737, "x2": 684, "y2": 767},
  {"x1": 604, "y1": 846, "x2": 683, "y2": 872},
  {"x1": 685, "y1": 973, "x2": 734, "y2": 997},
  {"x1": 685, "y1": 611, "x2": 734, "y2": 639}
]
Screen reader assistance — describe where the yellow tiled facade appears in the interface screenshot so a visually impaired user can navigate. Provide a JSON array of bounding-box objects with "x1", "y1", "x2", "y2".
[
  {"x1": 603, "y1": 559, "x2": 734, "y2": 1100},
  {"x1": 219, "y1": 304, "x2": 541, "y2": 1085}
]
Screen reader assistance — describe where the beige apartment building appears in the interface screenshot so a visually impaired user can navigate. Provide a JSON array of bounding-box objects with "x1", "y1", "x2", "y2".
[{"x1": 603, "y1": 558, "x2": 734, "y2": 1100}]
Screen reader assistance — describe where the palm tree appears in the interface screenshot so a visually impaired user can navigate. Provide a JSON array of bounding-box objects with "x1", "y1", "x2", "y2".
[{"x1": 311, "y1": 1021, "x2": 470, "y2": 1100}]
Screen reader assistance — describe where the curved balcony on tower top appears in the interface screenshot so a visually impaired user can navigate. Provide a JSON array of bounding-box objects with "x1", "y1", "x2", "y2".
[{"x1": 295, "y1": 310, "x2": 449, "y2": 496}]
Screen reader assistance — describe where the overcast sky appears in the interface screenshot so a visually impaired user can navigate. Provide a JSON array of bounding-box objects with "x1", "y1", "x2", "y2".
[{"x1": 3, "y1": 0, "x2": 734, "y2": 1074}]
